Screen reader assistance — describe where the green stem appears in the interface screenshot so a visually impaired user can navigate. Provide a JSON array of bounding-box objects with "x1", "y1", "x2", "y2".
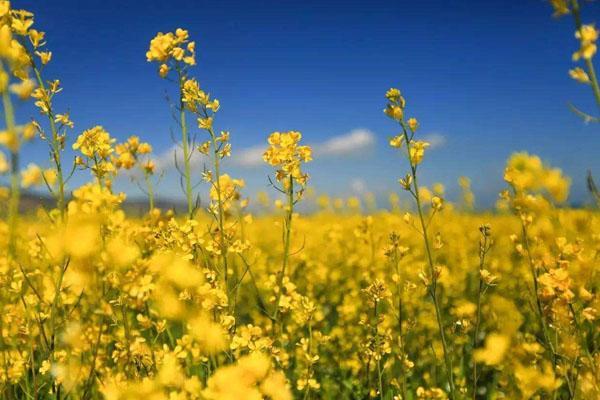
[
  {"x1": 273, "y1": 175, "x2": 294, "y2": 323},
  {"x1": 520, "y1": 221, "x2": 556, "y2": 361},
  {"x1": 375, "y1": 302, "x2": 384, "y2": 400},
  {"x1": 400, "y1": 122, "x2": 456, "y2": 399},
  {"x1": 207, "y1": 126, "x2": 229, "y2": 286},
  {"x1": 144, "y1": 171, "x2": 154, "y2": 211},
  {"x1": 31, "y1": 66, "x2": 66, "y2": 219},
  {"x1": 2, "y1": 85, "x2": 19, "y2": 257},
  {"x1": 570, "y1": 0, "x2": 600, "y2": 111},
  {"x1": 472, "y1": 234, "x2": 488, "y2": 400},
  {"x1": 178, "y1": 71, "x2": 193, "y2": 218}
]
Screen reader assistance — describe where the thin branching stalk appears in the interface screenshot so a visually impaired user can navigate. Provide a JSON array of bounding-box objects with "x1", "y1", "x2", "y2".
[
  {"x1": 472, "y1": 226, "x2": 491, "y2": 399},
  {"x1": 570, "y1": 0, "x2": 600, "y2": 111},
  {"x1": 399, "y1": 121, "x2": 456, "y2": 399},
  {"x1": 177, "y1": 68, "x2": 193, "y2": 218},
  {"x1": 392, "y1": 247, "x2": 408, "y2": 399},
  {"x1": 30, "y1": 64, "x2": 66, "y2": 219},
  {"x1": 205, "y1": 122, "x2": 229, "y2": 286},
  {"x1": 374, "y1": 300, "x2": 384, "y2": 400},
  {"x1": 144, "y1": 170, "x2": 155, "y2": 211},
  {"x1": 519, "y1": 219, "x2": 556, "y2": 361},
  {"x1": 273, "y1": 175, "x2": 295, "y2": 323},
  {"x1": 1, "y1": 65, "x2": 19, "y2": 257}
]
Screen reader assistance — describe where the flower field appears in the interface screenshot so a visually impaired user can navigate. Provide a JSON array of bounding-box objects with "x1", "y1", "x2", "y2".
[{"x1": 0, "y1": 1, "x2": 599, "y2": 399}]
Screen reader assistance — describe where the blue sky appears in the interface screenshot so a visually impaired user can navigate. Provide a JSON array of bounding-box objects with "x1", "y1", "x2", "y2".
[{"x1": 10, "y1": 0, "x2": 600, "y2": 207}]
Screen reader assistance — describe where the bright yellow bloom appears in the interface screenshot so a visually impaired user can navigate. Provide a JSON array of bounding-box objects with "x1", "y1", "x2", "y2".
[
  {"x1": 35, "y1": 50, "x2": 52, "y2": 65},
  {"x1": 408, "y1": 117, "x2": 419, "y2": 132},
  {"x1": 569, "y1": 67, "x2": 590, "y2": 83},
  {"x1": 549, "y1": 0, "x2": 569, "y2": 17},
  {"x1": 0, "y1": 151, "x2": 8, "y2": 173},
  {"x1": 409, "y1": 140, "x2": 430, "y2": 165},
  {"x1": 9, "y1": 78, "x2": 36, "y2": 100},
  {"x1": 389, "y1": 135, "x2": 404, "y2": 148},
  {"x1": 474, "y1": 333, "x2": 510, "y2": 366},
  {"x1": 72, "y1": 125, "x2": 115, "y2": 159},
  {"x1": 209, "y1": 174, "x2": 245, "y2": 211},
  {"x1": 21, "y1": 163, "x2": 42, "y2": 187},
  {"x1": 263, "y1": 131, "x2": 312, "y2": 186},
  {"x1": 573, "y1": 24, "x2": 598, "y2": 61},
  {"x1": 384, "y1": 104, "x2": 404, "y2": 121}
]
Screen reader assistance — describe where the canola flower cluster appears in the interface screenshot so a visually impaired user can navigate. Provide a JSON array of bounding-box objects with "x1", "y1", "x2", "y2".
[{"x1": 0, "y1": 1, "x2": 599, "y2": 399}]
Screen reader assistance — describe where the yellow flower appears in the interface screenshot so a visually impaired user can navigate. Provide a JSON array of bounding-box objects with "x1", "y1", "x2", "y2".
[
  {"x1": 35, "y1": 50, "x2": 52, "y2": 65},
  {"x1": 389, "y1": 135, "x2": 404, "y2": 148},
  {"x1": 209, "y1": 174, "x2": 245, "y2": 211},
  {"x1": 0, "y1": 151, "x2": 8, "y2": 173},
  {"x1": 54, "y1": 113, "x2": 74, "y2": 128},
  {"x1": 39, "y1": 360, "x2": 51, "y2": 375},
  {"x1": 431, "y1": 196, "x2": 443, "y2": 211},
  {"x1": 384, "y1": 104, "x2": 404, "y2": 121},
  {"x1": 21, "y1": 163, "x2": 43, "y2": 188},
  {"x1": 473, "y1": 333, "x2": 509, "y2": 366},
  {"x1": 514, "y1": 362, "x2": 561, "y2": 398},
  {"x1": 72, "y1": 125, "x2": 115, "y2": 159},
  {"x1": 28, "y1": 29, "x2": 45, "y2": 48},
  {"x1": 569, "y1": 67, "x2": 590, "y2": 83},
  {"x1": 9, "y1": 79, "x2": 36, "y2": 100},
  {"x1": 11, "y1": 10, "x2": 34, "y2": 35},
  {"x1": 549, "y1": 0, "x2": 569, "y2": 17},
  {"x1": 146, "y1": 31, "x2": 176, "y2": 62},
  {"x1": 0, "y1": 129, "x2": 19, "y2": 152},
  {"x1": 263, "y1": 131, "x2": 312, "y2": 186},
  {"x1": 159, "y1": 63, "x2": 169, "y2": 78},
  {"x1": 408, "y1": 117, "x2": 419, "y2": 132},
  {"x1": 385, "y1": 87, "x2": 401, "y2": 101},
  {"x1": 573, "y1": 25, "x2": 598, "y2": 61},
  {"x1": 198, "y1": 116, "x2": 213, "y2": 129},
  {"x1": 143, "y1": 159, "x2": 155, "y2": 174},
  {"x1": 0, "y1": 1, "x2": 9, "y2": 17},
  {"x1": 43, "y1": 168, "x2": 57, "y2": 186},
  {"x1": 409, "y1": 140, "x2": 430, "y2": 165}
]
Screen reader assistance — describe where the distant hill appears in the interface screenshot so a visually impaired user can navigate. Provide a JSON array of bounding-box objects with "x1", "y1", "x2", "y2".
[{"x1": 5, "y1": 190, "x2": 188, "y2": 216}]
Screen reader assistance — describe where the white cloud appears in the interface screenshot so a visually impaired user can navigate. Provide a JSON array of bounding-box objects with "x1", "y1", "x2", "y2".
[
  {"x1": 316, "y1": 129, "x2": 376, "y2": 157},
  {"x1": 422, "y1": 133, "x2": 446, "y2": 149},
  {"x1": 154, "y1": 128, "x2": 377, "y2": 171},
  {"x1": 230, "y1": 145, "x2": 265, "y2": 167},
  {"x1": 226, "y1": 128, "x2": 376, "y2": 167},
  {"x1": 350, "y1": 178, "x2": 367, "y2": 194}
]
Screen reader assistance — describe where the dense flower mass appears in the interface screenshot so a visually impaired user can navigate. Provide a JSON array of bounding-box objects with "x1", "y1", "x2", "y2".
[
  {"x1": 263, "y1": 131, "x2": 312, "y2": 187},
  {"x1": 146, "y1": 28, "x2": 196, "y2": 77},
  {"x1": 0, "y1": 1, "x2": 599, "y2": 400}
]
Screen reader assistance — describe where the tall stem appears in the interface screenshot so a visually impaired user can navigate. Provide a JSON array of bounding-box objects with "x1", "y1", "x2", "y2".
[
  {"x1": 472, "y1": 233, "x2": 489, "y2": 399},
  {"x1": 400, "y1": 123, "x2": 456, "y2": 399},
  {"x1": 374, "y1": 301, "x2": 384, "y2": 400},
  {"x1": 207, "y1": 126, "x2": 229, "y2": 286},
  {"x1": 31, "y1": 66, "x2": 66, "y2": 219},
  {"x1": 144, "y1": 172, "x2": 154, "y2": 211},
  {"x1": 520, "y1": 221, "x2": 556, "y2": 360},
  {"x1": 570, "y1": 0, "x2": 600, "y2": 111},
  {"x1": 178, "y1": 71, "x2": 193, "y2": 218},
  {"x1": 273, "y1": 175, "x2": 294, "y2": 322},
  {"x1": 2, "y1": 84, "x2": 19, "y2": 257}
]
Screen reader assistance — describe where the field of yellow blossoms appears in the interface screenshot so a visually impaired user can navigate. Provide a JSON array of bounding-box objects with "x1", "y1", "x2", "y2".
[{"x1": 1, "y1": 1, "x2": 600, "y2": 399}]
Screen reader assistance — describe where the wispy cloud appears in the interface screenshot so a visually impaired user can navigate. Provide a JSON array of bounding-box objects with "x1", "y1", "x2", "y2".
[
  {"x1": 228, "y1": 128, "x2": 376, "y2": 167},
  {"x1": 422, "y1": 132, "x2": 446, "y2": 149},
  {"x1": 350, "y1": 178, "x2": 368, "y2": 194},
  {"x1": 154, "y1": 128, "x2": 377, "y2": 171},
  {"x1": 230, "y1": 145, "x2": 266, "y2": 167},
  {"x1": 316, "y1": 129, "x2": 376, "y2": 157},
  {"x1": 154, "y1": 143, "x2": 208, "y2": 172}
]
